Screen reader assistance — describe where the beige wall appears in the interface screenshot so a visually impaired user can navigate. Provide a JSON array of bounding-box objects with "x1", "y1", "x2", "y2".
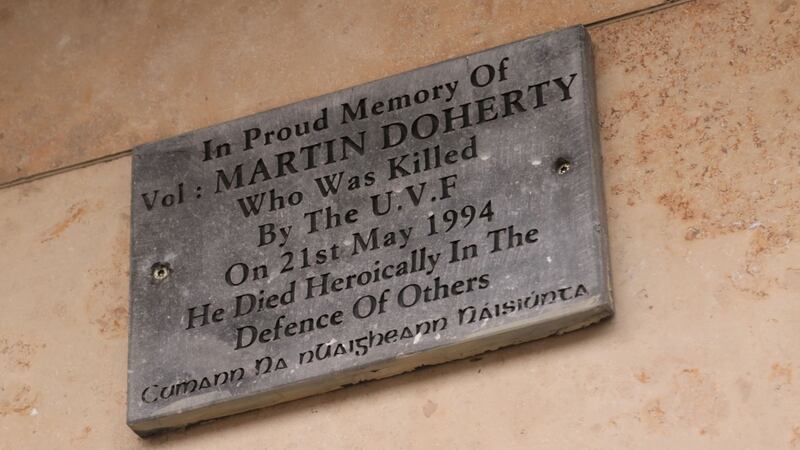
[{"x1": 1, "y1": 0, "x2": 799, "y2": 448}]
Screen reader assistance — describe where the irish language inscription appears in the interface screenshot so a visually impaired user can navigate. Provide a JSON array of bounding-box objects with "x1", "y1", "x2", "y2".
[{"x1": 128, "y1": 26, "x2": 612, "y2": 435}]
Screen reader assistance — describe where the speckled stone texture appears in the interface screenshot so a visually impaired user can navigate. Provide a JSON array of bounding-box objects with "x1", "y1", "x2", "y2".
[{"x1": 1, "y1": 0, "x2": 799, "y2": 448}]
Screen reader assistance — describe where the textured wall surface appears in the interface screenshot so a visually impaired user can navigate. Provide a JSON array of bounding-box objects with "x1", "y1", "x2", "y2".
[
  {"x1": 1, "y1": 0, "x2": 799, "y2": 448},
  {"x1": 0, "y1": 0, "x2": 664, "y2": 184}
]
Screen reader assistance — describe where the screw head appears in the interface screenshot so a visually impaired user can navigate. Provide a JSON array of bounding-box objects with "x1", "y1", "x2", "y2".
[
  {"x1": 555, "y1": 157, "x2": 572, "y2": 175},
  {"x1": 151, "y1": 263, "x2": 171, "y2": 281}
]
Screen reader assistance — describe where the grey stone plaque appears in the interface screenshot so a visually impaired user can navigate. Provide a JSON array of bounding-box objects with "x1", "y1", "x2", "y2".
[{"x1": 128, "y1": 25, "x2": 612, "y2": 436}]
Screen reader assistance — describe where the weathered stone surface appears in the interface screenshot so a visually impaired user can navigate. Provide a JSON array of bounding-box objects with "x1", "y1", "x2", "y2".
[{"x1": 128, "y1": 26, "x2": 612, "y2": 435}]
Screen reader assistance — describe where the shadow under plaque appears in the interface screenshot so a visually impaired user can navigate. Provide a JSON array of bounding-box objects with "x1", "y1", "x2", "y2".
[{"x1": 127, "y1": 25, "x2": 612, "y2": 436}]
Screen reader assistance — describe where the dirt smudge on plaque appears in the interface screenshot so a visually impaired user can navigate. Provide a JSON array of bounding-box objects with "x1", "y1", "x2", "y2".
[{"x1": 635, "y1": 371, "x2": 651, "y2": 383}]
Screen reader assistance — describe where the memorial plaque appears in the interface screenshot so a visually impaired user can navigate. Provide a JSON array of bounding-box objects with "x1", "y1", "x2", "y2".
[{"x1": 128, "y1": 25, "x2": 612, "y2": 436}]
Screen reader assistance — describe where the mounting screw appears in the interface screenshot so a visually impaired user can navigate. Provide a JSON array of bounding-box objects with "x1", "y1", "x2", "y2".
[
  {"x1": 554, "y1": 157, "x2": 572, "y2": 175},
  {"x1": 151, "y1": 262, "x2": 171, "y2": 281}
]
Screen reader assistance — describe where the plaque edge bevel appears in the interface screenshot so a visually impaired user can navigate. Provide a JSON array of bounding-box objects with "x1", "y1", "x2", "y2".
[
  {"x1": 579, "y1": 25, "x2": 616, "y2": 316},
  {"x1": 128, "y1": 299, "x2": 612, "y2": 436}
]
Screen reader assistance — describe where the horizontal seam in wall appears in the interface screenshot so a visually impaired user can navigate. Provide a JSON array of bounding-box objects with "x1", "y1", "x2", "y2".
[
  {"x1": 586, "y1": 0, "x2": 694, "y2": 29},
  {"x1": 0, "y1": 0, "x2": 694, "y2": 192},
  {"x1": 0, "y1": 148, "x2": 134, "y2": 190}
]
